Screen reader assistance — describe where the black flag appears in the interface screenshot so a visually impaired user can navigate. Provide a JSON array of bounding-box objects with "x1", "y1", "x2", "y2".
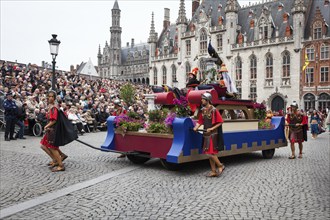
[{"x1": 208, "y1": 40, "x2": 223, "y2": 66}]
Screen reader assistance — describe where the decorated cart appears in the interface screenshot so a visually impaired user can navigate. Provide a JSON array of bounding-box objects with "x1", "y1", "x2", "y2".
[{"x1": 101, "y1": 88, "x2": 287, "y2": 170}]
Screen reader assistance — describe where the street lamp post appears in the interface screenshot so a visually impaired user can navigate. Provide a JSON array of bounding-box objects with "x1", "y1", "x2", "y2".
[{"x1": 48, "y1": 34, "x2": 61, "y2": 91}]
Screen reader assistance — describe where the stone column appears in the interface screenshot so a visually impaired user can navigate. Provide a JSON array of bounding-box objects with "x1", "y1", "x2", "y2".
[{"x1": 144, "y1": 94, "x2": 157, "y2": 111}]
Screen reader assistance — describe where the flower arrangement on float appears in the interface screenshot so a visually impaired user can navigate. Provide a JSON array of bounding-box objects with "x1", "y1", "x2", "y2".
[{"x1": 114, "y1": 96, "x2": 191, "y2": 134}]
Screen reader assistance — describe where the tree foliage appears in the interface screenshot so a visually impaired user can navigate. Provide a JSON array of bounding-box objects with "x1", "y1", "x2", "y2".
[{"x1": 120, "y1": 83, "x2": 135, "y2": 106}]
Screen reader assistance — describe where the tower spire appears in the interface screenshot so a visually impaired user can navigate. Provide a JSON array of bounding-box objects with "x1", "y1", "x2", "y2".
[
  {"x1": 148, "y1": 12, "x2": 157, "y2": 43},
  {"x1": 98, "y1": 44, "x2": 101, "y2": 55},
  {"x1": 176, "y1": 0, "x2": 188, "y2": 25}
]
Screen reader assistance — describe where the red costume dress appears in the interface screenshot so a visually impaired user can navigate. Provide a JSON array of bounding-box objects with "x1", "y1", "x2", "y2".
[
  {"x1": 198, "y1": 106, "x2": 223, "y2": 154},
  {"x1": 40, "y1": 107, "x2": 59, "y2": 150}
]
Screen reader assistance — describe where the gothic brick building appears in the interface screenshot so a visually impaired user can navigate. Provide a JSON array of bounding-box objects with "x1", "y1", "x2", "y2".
[
  {"x1": 149, "y1": 0, "x2": 329, "y2": 111},
  {"x1": 301, "y1": 1, "x2": 330, "y2": 111}
]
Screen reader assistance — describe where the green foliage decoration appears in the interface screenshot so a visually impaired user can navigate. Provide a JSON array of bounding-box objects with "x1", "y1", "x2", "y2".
[
  {"x1": 146, "y1": 122, "x2": 171, "y2": 134},
  {"x1": 147, "y1": 109, "x2": 169, "y2": 123}
]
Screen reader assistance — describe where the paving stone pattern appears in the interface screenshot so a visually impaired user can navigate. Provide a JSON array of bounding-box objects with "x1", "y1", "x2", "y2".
[{"x1": 1, "y1": 131, "x2": 329, "y2": 219}]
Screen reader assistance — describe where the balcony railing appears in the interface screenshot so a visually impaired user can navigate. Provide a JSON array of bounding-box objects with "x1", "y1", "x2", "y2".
[{"x1": 231, "y1": 36, "x2": 294, "y2": 50}]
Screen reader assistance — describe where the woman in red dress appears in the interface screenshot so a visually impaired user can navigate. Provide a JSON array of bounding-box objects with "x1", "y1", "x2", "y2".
[
  {"x1": 40, "y1": 90, "x2": 66, "y2": 172},
  {"x1": 193, "y1": 92, "x2": 225, "y2": 177}
]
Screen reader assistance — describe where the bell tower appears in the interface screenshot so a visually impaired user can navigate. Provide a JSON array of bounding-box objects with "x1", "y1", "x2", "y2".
[{"x1": 109, "y1": 0, "x2": 122, "y2": 78}]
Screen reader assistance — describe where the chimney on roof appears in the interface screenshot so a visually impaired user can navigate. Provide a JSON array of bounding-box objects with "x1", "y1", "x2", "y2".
[
  {"x1": 163, "y1": 8, "x2": 170, "y2": 29},
  {"x1": 131, "y1": 38, "x2": 134, "y2": 48}
]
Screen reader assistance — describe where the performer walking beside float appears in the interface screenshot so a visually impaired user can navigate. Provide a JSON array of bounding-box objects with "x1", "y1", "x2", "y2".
[
  {"x1": 40, "y1": 90, "x2": 67, "y2": 172},
  {"x1": 193, "y1": 92, "x2": 225, "y2": 177},
  {"x1": 286, "y1": 101, "x2": 307, "y2": 159}
]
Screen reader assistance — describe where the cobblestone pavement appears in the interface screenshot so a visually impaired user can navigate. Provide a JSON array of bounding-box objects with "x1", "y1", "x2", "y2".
[{"x1": 0, "y1": 131, "x2": 329, "y2": 219}]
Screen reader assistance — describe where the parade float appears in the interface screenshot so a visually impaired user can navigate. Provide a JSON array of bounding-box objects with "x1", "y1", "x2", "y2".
[
  {"x1": 101, "y1": 83, "x2": 286, "y2": 170},
  {"x1": 101, "y1": 53, "x2": 287, "y2": 170}
]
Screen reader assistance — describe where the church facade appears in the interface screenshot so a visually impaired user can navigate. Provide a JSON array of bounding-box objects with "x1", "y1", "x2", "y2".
[{"x1": 148, "y1": 0, "x2": 329, "y2": 111}]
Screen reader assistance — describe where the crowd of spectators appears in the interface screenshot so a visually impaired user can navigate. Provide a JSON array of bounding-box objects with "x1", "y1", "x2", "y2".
[
  {"x1": 1, "y1": 61, "x2": 329, "y2": 139},
  {"x1": 1, "y1": 61, "x2": 152, "y2": 138}
]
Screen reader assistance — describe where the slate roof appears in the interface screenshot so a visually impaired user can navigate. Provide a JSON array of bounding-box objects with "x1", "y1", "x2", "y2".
[
  {"x1": 238, "y1": 0, "x2": 295, "y2": 42},
  {"x1": 113, "y1": 0, "x2": 119, "y2": 10},
  {"x1": 157, "y1": 24, "x2": 177, "y2": 54},
  {"x1": 76, "y1": 62, "x2": 86, "y2": 73},
  {"x1": 305, "y1": 0, "x2": 330, "y2": 38},
  {"x1": 121, "y1": 43, "x2": 149, "y2": 64},
  {"x1": 182, "y1": 0, "x2": 329, "y2": 43},
  {"x1": 188, "y1": 0, "x2": 228, "y2": 31}
]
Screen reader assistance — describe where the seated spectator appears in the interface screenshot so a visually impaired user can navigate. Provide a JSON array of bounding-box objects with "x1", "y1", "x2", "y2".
[
  {"x1": 36, "y1": 108, "x2": 48, "y2": 127},
  {"x1": 99, "y1": 107, "x2": 110, "y2": 128},
  {"x1": 67, "y1": 107, "x2": 85, "y2": 135},
  {"x1": 82, "y1": 109, "x2": 99, "y2": 132}
]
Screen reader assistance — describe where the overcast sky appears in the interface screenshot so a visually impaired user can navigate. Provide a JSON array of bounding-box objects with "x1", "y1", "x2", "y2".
[{"x1": 1, "y1": 0, "x2": 258, "y2": 70}]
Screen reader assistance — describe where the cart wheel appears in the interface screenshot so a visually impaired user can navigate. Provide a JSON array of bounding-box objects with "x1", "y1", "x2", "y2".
[
  {"x1": 160, "y1": 159, "x2": 181, "y2": 171},
  {"x1": 262, "y1": 149, "x2": 275, "y2": 159},
  {"x1": 33, "y1": 123, "x2": 43, "y2": 137},
  {"x1": 126, "y1": 154, "x2": 150, "y2": 164}
]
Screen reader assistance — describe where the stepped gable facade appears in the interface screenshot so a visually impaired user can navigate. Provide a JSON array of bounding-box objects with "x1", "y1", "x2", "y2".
[{"x1": 301, "y1": 0, "x2": 330, "y2": 111}]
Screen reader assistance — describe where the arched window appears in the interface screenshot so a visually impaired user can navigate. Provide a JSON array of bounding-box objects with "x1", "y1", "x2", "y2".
[
  {"x1": 306, "y1": 46, "x2": 315, "y2": 61},
  {"x1": 266, "y1": 53, "x2": 273, "y2": 79},
  {"x1": 250, "y1": 55, "x2": 257, "y2": 79},
  {"x1": 318, "y1": 93, "x2": 330, "y2": 111},
  {"x1": 303, "y1": 93, "x2": 316, "y2": 111},
  {"x1": 185, "y1": 62, "x2": 191, "y2": 80},
  {"x1": 171, "y1": 65, "x2": 177, "y2": 82},
  {"x1": 313, "y1": 21, "x2": 322, "y2": 40},
  {"x1": 199, "y1": 60, "x2": 206, "y2": 72},
  {"x1": 258, "y1": 17, "x2": 268, "y2": 39},
  {"x1": 282, "y1": 51, "x2": 290, "y2": 77},
  {"x1": 162, "y1": 66, "x2": 167, "y2": 85},
  {"x1": 153, "y1": 68, "x2": 158, "y2": 85},
  {"x1": 235, "y1": 56, "x2": 242, "y2": 80},
  {"x1": 199, "y1": 29, "x2": 208, "y2": 54},
  {"x1": 320, "y1": 43, "x2": 329, "y2": 60}
]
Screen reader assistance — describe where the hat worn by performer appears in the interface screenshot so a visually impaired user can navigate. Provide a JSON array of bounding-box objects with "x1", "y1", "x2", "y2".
[
  {"x1": 219, "y1": 64, "x2": 228, "y2": 73},
  {"x1": 186, "y1": 67, "x2": 200, "y2": 88},
  {"x1": 189, "y1": 67, "x2": 199, "y2": 77},
  {"x1": 202, "y1": 92, "x2": 212, "y2": 103},
  {"x1": 290, "y1": 101, "x2": 298, "y2": 108}
]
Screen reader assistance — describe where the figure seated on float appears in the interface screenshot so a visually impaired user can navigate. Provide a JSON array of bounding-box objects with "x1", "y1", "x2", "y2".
[
  {"x1": 186, "y1": 67, "x2": 200, "y2": 89},
  {"x1": 217, "y1": 64, "x2": 238, "y2": 99}
]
